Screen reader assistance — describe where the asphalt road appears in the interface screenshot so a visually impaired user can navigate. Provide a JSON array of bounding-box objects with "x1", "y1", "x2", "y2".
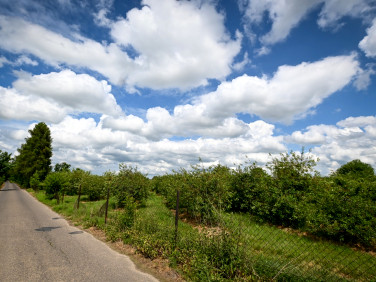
[{"x1": 0, "y1": 181, "x2": 158, "y2": 282}]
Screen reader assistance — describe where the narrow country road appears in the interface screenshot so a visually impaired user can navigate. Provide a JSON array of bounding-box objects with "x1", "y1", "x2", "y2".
[{"x1": 0, "y1": 181, "x2": 158, "y2": 282}]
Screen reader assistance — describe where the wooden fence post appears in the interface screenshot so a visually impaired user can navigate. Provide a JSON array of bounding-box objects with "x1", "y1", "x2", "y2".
[
  {"x1": 77, "y1": 184, "x2": 82, "y2": 209},
  {"x1": 175, "y1": 190, "x2": 180, "y2": 247},
  {"x1": 105, "y1": 187, "x2": 110, "y2": 224}
]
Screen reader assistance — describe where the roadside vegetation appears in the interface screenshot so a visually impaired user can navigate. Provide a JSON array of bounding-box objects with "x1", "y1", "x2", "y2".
[
  {"x1": 19, "y1": 153, "x2": 376, "y2": 281},
  {"x1": 1, "y1": 123, "x2": 375, "y2": 280}
]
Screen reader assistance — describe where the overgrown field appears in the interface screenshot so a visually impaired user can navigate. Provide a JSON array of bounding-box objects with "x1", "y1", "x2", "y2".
[{"x1": 24, "y1": 152, "x2": 376, "y2": 281}]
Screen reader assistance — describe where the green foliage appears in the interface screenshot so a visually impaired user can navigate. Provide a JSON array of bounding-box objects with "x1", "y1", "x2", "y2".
[
  {"x1": 80, "y1": 172, "x2": 105, "y2": 201},
  {"x1": 0, "y1": 150, "x2": 12, "y2": 182},
  {"x1": 230, "y1": 164, "x2": 271, "y2": 213},
  {"x1": 112, "y1": 164, "x2": 150, "y2": 207},
  {"x1": 29, "y1": 171, "x2": 41, "y2": 191},
  {"x1": 267, "y1": 148, "x2": 318, "y2": 192},
  {"x1": 30, "y1": 181, "x2": 376, "y2": 281},
  {"x1": 335, "y1": 159, "x2": 375, "y2": 179},
  {"x1": 154, "y1": 164, "x2": 233, "y2": 224},
  {"x1": 179, "y1": 164, "x2": 233, "y2": 223},
  {"x1": 12, "y1": 122, "x2": 52, "y2": 186},
  {"x1": 54, "y1": 162, "x2": 71, "y2": 172},
  {"x1": 115, "y1": 195, "x2": 137, "y2": 231},
  {"x1": 308, "y1": 176, "x2": 376, "y2": 248},
  {"x1": 43, "y1": 172, "x2": 70, "y2": 203}
]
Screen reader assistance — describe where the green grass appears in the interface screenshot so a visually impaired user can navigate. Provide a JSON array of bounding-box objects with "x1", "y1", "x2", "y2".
[
  {"x1": 219, "y1": 213, "x2": 376, "y2": 281},
  {"x1": 29, "y1": 190, "x2": 114, "y2": 228},
  {"x1": 29, "y1": 190, "x2": 376, "y2": 281}
]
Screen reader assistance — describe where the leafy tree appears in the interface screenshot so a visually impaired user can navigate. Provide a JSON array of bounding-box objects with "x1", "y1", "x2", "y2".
[
  {"x1": 113, "y1": 164, "x2": 150, "y2": 208},
  {"x1": 0, "y1": 150, "x2": 12, "y2": 183},
  {"x1": 335, "y1": 159, "x2": 375, "y2": 179},
  {"x1": 54, "y1": 162, "x2": 71, "y2": 172},
  {"x1": 13, "y1": 122, "x2": 52, "y2": 186},
  {"x1": 43, "y1": 172, "x2": 69, "y2": 203},
  {"x1": 81, "y1": 172, "x2": 105, "y2": 201}
]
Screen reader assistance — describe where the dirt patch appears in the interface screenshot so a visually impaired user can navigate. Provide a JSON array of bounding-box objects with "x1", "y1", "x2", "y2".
[{"x1": 85, "y1": 226, "x2": 185, "y2": 282}]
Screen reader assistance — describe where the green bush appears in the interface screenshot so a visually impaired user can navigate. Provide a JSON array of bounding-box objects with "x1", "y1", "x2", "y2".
[
  {"x1": 335, "y1": 159, "x2": 375, "y2": 179},
  {"x1": 168, "y1": 164, "x2": 233, "y2": 224},
  {"x1": 81, "y1": 173, "x2": 105, "y2": 201},
  {"x1": 29, "y1": 171, "x2": 41, "y2": 191},
  {"x1": 112, "y1": 164, "x2": 150, "y2": 208},
  {"x1": 230, "y1": 164, "x2": 271, "y2": 213},
  {"x1": 43, "y1": 172, "x2": 70, "y2": 203},
  {"x1": 307, "y1": 176, "x2": 376, "y2": 248},
  {"x1": 116, "y1": 195, "x2": 137, "y2": 231}
]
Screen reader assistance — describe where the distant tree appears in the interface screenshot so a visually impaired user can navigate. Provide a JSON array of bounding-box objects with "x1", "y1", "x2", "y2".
[
  {"x1": 54, "y1": 162, "x2": 71, "y2": 172},
  {"x1": 335, "y1": 159, "x2": 375, "y2": 179},
  {"x1": 0, "y1": 150, "x2": 12, "y2": 183},
  {"x1": 13, "y1": 122, "x2": 52, "y2": 186}
]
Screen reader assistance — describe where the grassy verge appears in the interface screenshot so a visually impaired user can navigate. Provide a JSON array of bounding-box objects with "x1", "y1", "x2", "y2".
[
  {"x1": 28, "y1": 189, "x2": 113, "y2": 229},
  {"x1": 29, "y1": 190, "x2": 376, "y2": 281}
]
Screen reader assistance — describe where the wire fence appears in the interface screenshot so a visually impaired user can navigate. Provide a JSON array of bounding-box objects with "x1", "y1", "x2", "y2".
[
  {"x1": 166, "y1": 192, "x2": 376, "y2": 281},
  {"x1": 218, "y1": 216, "x2": 376, "y2": 281}
]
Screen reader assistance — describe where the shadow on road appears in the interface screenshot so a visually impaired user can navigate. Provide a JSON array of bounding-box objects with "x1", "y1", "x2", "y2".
[
  {"x1": 35, "y1": 226, "x2": 62, "y2": 232},
  {"x1": 69, "y1": 231, "x2": 84, "y2": 235},
  {"x1": 0, "y1": 188, "x2": 17, "y2": 191}
]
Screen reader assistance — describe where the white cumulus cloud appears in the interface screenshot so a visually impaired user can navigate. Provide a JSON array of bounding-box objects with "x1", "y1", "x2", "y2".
[
  {"x1": 359, "y1": 18, "x2": 376, "y2": 57},
  {"x1": 13, "y1": 70, "x2": 122, "y2": 116},
  {"x1": 242, "y1": 0, "x2": 375, "y2": 47},
  {"x1": 0, "y1": 0, "x2": 242, "y2": 91},
  {"x1": 109, "y1": 0, "x2": 241, "y2": 89},
  {"x1": 197, "y1": 54, "x2": 360, "y2": 124},
  {"x1": 0, "y1": 70, "x2": 122, "y2": 123},
  {"x1": 288, "y1": 115, "x2": 376, "y2": 174}
]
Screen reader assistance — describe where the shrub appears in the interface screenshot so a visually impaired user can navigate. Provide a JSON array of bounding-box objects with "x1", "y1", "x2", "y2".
[
  {"x1": 112, "y1": 164, "x2": 150, "y2": 208},
  {"x1": 81, "y1": 173, "x2": 105, "y2": 201},
  {"x1": 335, "y1": 159, "x2": 375, "y2": 179},
  {"x1": 116, "y1": 195, "x2": 137, "y2": 231},
  {"x1": 230, "y1": 164, "x2": 271, "y2": 212},
  {"x1": 43, "y1": 172, "x2": 69, "y2": 203},
  {"x1": 176, "y1": 164, "x2": 233, "y2": 224},
  {"x1": 29, "y1": 171, "x2": 41, "y2": 191}
]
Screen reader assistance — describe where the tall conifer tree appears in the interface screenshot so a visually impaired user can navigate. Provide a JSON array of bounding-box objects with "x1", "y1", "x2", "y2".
[{"x1": 13, "y1": 122, "x2": 52, "y2": 186}]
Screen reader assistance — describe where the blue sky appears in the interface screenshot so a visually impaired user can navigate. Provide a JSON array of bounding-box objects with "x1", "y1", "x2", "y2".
[{"x1": 0, "y1": 0, "x2": 375, "y2": 176}]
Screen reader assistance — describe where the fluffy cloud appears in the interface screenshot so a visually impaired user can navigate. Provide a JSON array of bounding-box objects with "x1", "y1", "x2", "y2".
[
  {"x1": 317, "y1": 0, "x2": 375, "y2": 28},
  {"x1": 0, "y1": 70, "x2": 122, "y2": 123},
  {"x1": 0, "y1": 56, "x2": 10, "y2": 67},
  {"x1": 0, "y1": 87, "x2": 67, "y2": 123},
  {"x1": 102, "y1": 54, "x2": 359, "y2": 142},
  {"x1": 46, "y1": 115, "x2": 285, "y2": 175},
  {"x1": 3, "y1": 114, "x2": 375, "y2": 176},
  {"x1": 242, "y1": 0, "x2": 375, "y2": 46},
  {"x1": 0, "y1": 15, "x2": 132, "y2": 85},
  {"x1": 242, "y1": 0, "x2": 319, "y2": 45},
  {"x1": 110, "y1": 0, "x2": 241, "y2": 89},
  {"x1": 288, "y1": 116, "x2": 376, "y2": 174},
  {"x1": 198, "y1": 54, "x2": 359, "y2": 124},
  {"x1": 13, "y1": 70, "x2": 122, "y2": 116},
  {"x1": 359, "y1": 18, "x2": 376, "y2": 57},
  {"x1": 0, "y1": 0, "x2": 241, "y2": 91}
]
